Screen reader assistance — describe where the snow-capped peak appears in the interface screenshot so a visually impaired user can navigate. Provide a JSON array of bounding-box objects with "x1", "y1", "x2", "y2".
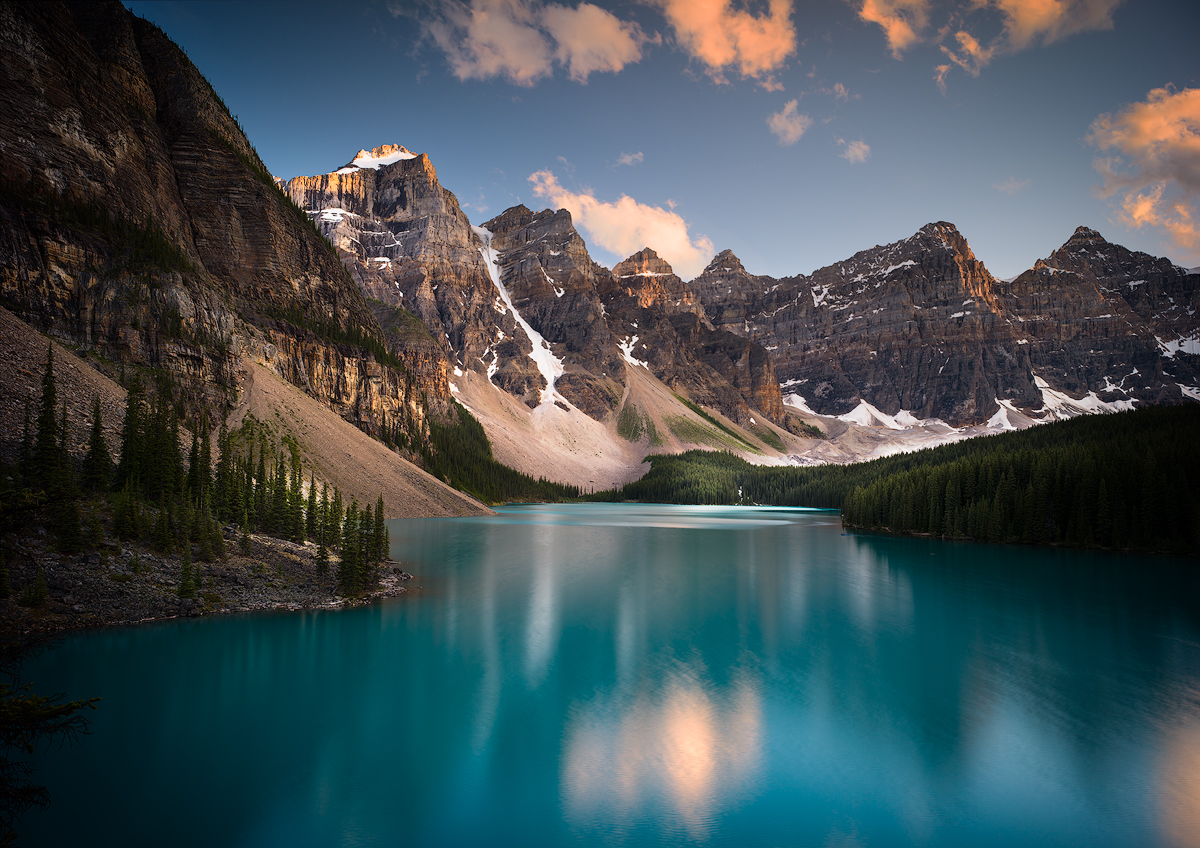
[{"x1": 335, "y1": 145, "x2": 417, "y2": 174}]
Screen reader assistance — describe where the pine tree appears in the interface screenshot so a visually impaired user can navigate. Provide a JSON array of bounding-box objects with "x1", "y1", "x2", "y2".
[
  {"x1": 197, "y1": 414, "x2": 212, "y2": 503},
  {"x1": 153, "y1": 505, "x2": 173, "y2": 553},
  {"x1": 115, "y1": 377, "x2": 144, "y2": 490},
  {"x1": 305, "y1": 474, "x2": 318, "y2": 541},
  {"x1": 81, "y1": 397, "x2": 113, "y2": 492},
  {"x1": 31, "y1": 345, "x2": 59, "y2": 487},
  {"x1": 214, "y1": 417, "x2": 231, "y2": 519},
  {"x1": 18, "y1": 401, "x2": 33, "y2": 487},
  {"x1": 329, "y1": 488, "x2": 343, "y2": 550},
  {"x1": 186, "y1": 432, "x2": 201, "y2": 499},
  {"x1": 360, "y1": 503, "x2": 375, "y2": 589},
  {"x1": 373, "y1": 494, "x2": 387, "y2": 564},
  {"x1": 338, "y1": 500, "x2": 359, "y2": 594}
]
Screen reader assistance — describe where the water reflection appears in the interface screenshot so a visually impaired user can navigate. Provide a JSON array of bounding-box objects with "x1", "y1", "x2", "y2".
[
  {"x1": 563, "y1": 663, "x2": 762, "y2": 840},
  {"x1": 23, "y1": 505, "x2": 1200, "y2": 848},
  {"x1": 1160, "y1": 719, "x2": 1200, "y2": 848}
]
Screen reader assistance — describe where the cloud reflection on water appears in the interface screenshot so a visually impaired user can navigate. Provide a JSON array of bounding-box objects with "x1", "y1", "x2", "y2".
[{"x1": 562, "y1": 663, "x2": 763, "y2": 840}]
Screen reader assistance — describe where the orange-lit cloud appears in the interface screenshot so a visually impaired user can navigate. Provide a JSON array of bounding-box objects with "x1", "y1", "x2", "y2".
[
  {"x1": 992, "y1": 0, "x2": 1121, "y2": 51},
  {"x1": 529, "y1": 170, "x2": 716, "y2": 278},
  {"x1": 543, "y1": 3, "x2": 648, "y2": 82},
  {"x1": 767, "y1": 99, "x2": 812, "y2": 146},
  {"x1": 856, "y1": 0, "x2": 1123, "y2": 89},
  {"x1": 939, "y1": 29, "x2": 995, "y2": 77},
  {"x1": 1088, "y1": 86, "x2": 1200, "y2": 260},
  {"x1": 424, "y1": 0, "x2": 646, "y2": 85},
  {"x1": 652, "y1": 0, "x2": 797, "y2": 82},
  {"x1": 855, "y1": 0, "x2": 931, "y2": 58}
]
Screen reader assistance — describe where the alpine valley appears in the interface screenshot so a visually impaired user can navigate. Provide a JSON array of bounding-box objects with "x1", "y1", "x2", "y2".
[{"x1": 2, "y1": 0, "x2": 1198, "y2": 501}]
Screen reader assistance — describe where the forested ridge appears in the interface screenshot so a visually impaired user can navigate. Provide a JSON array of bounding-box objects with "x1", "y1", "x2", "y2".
[
  {"x1": 420, "y1": 402, "x2": 580, "y2": 504},
  {"x1": 592, "y1": 404, "x2": 1200, "y2": 555}
]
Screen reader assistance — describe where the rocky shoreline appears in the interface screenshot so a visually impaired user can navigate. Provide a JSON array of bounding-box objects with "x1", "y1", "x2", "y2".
[{"x1": 0, "y1": 529, "x2": 417, "y2": 637}]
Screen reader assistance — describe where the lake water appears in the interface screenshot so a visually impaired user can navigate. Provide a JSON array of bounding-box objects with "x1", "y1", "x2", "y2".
[{"x1": 22, "y1": 504, "x2": 1200, "y2": 847}]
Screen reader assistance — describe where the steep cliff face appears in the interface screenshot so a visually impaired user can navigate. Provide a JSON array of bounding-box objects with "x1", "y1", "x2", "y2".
[
  {"x1": 0, "y1": 1, "x2": 437, "y2": 439},
  {"x1": 480, "y1": 205, "x2": 625, "y2": 416},
  {"x1": 691, "y1": 249, "x2": 776, "y2": 335},
  {"x1": 998, "y1": 226, "x2": 1198, "y2": 403},
  {"x1": 600, "y1": 248, "x2": 785, "y2": 426},
  {"x1": 282, "y1": 146, "x2": 515, "y2": 372},
  {"x1": 695, "y1": 223, "x2": 1197, "y2": 425},
  {"x1": 700, "y1": 223, "x2": 1030, "y2": 423}
]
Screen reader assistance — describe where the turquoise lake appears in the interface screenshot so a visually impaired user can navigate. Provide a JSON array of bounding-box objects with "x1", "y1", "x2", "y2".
[{"x1": 22, "y1": 504, "x2": 1200, "y2": 846}]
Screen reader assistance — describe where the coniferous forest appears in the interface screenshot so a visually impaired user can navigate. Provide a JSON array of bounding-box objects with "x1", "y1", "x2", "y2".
[
  {"x1": 6, "y1": 347, "x2": 392, "y2": 601},
  {"x1": 593, "y1": 404, "x2": 1200, "y2": 556}
]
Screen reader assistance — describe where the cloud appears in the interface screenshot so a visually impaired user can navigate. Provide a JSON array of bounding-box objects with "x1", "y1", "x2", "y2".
[
  {"x1": 854, "y1": 0, "x2": 931, "y2": 59},
  {"x1": 615, "y1": 151, "x2": 644, "y2": 167},
  {"x1": 992, "y1": 0, "x2": 1122, "y2": 51},
  {"x1": 423, "y1": 0, "x2": 645, "y2": 85},
  {"x1": 542, "y1": 3, "x2": 648, "y2": 82},
  {"x1": 1087, "y1": 86, "x2": 1200, "y2": 259},
  {"x1": 939, "y1": 29, "x2": 995, "y2": 77},
  {"x1": 767, "y1": 100, "x2": 812, "y2": 146},
  {"x1": 425, "y1": 0, "x2": 552, "y2": 85},
  {"x1": 839, "y1": 139, "x2": 871, "y2": 163},
  {"x1": 528, "y1": 170, "x2": 715, "y2": 278},
  {"x1": 855, "y1": 0, "x2": 1123, "y2": 88},
  {"x1": 652, "y1": 0, "x2": 797, "y2": 81},
  {"x1": 993, "y1": 176, "x2": 1031, "y2": 195}
]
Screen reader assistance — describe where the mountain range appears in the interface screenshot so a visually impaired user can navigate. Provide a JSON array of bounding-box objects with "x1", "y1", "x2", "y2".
[{"x1": 2, "y1": 1, "x2": 1197, "y2": 501}]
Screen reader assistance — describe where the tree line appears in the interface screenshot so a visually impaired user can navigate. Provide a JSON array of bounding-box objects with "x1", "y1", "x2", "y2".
[
  {"x1": 10, "y1": 347, "x2": 391, "y2": 598},
  {"x1": 592, "y1": 404, "x2": 1200, "y2": 556}
]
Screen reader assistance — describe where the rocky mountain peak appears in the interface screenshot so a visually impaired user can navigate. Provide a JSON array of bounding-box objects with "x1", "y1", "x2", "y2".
[
  {"x1": 483, "y1": 205, "x2": 577, "y2": 246},
  {"x1": 613, "y1": 248, "x2": 675, "y2": 279},
  {"x1": 704, "y1": 249, "x2": 746, "y2": 275},
  {"x1": 912, "y1": 221, "x2": 980, "y2": 262},
  {"x1": 482, "y1": 204, "x2": 536, "y2": 237},
  {"x1": 338, "y1": 144, "x2": 418, "y2": 173},
  {"x1": 1049, "y1": 225, "x2": 1115, "y2": 262}
]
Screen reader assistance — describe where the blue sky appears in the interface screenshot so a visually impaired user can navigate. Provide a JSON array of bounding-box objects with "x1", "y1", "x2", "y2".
[{"x1": 124, "y1": 0, "x2": 1199, "y2": 281}]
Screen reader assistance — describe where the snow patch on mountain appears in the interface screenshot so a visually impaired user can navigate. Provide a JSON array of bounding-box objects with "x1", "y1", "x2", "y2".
[
  {"x1": 619, "y1": 336, "x2": 649, "y2": 369},
  {"x1": 475, "y1": 226, "x2": 565, "y2": 406},
  {"x1": 336, "y1": 145, "x2": 417, "y2": 174},
  {"x1": 1033, "y1": 374, "x2": 1136, "y2": 418}
]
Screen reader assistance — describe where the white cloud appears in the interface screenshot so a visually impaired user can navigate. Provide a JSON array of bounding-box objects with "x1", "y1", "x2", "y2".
[
  {"x1": 839, "y1": 139, "x2": 871, "y2": 164},
  {"x1": 528, "y1": 170, "x2": 715, "y2": 278},
  {"x1": 423, "y1": 0, "x2": 645, "y2": 85},
  {"x1": 1087, "y1": 86, "x2": 1200, "y2": 261},
  {"x1": 651, "y1": 0, "x2": 796, "y2": 81},
  {"x1": 767, "y1": 100, "x2": 812, "y2": 146},
  {"x1": 615, "y1": 151, "x2": 644, "y2": 167},
  {"x1": 993, "y1": 177, "x2": 1031, "y2": 195}
]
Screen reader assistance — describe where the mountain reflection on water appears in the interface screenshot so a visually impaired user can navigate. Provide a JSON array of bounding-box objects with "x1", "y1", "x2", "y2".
[{"x1": 23, "y1": 504, "x2": 1200, "y2": 848}]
